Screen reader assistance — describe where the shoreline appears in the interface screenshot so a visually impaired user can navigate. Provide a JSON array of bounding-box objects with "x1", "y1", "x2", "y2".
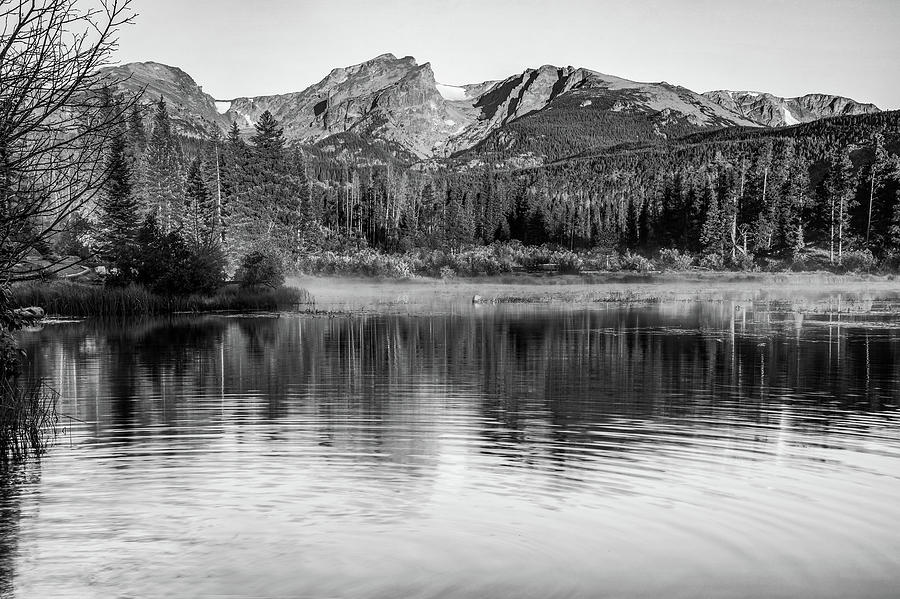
[
  {"x1": 292, "y1": 272, "x2": 900, "y2": 313},
  {"x1": 14, "y1": 272, "x2": 900, "y2": 319}
]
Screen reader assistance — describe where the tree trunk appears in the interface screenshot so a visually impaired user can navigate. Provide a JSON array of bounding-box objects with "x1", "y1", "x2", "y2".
[
  {"x1": 867, "y1": 171, "x2": 875, "y2": 244},
  {"x1": 830, "y1": 195, "x2": 835, "y2": 264},
  {"x1": 838, "y1": 193, "x2": 844, "y2": 262},
  {"x1": 215, "y1": 145, "x2": 224, "y2": 243}
]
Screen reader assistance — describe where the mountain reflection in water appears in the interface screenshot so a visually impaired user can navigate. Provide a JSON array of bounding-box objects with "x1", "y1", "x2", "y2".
[{"x1": 5, "y1": 300, "x2": 900, "y2": 598}]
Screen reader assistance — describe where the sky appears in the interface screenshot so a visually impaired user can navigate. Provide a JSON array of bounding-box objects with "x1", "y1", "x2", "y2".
[{"x1": 114, "y1": 0, "x2": 900, "y2": 109}]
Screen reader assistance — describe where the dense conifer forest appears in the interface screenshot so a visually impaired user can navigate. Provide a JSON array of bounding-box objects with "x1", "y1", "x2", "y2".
[{"x1": 80, "y1": 94, "x2": 900, "y2": 279}]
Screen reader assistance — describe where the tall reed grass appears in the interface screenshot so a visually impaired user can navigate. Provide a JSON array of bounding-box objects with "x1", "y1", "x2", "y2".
[
  {"x1": 0, "y1": 378, "x2": 59, "y2": 463},
  {"x1": 10, "y1": 281, "x2": 312, "y2": 317}
]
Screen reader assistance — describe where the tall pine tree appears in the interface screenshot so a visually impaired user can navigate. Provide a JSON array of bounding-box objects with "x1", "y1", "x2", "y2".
[
  {"x1": 145, "y1": 97, "x2": 183, "y2": 233},
  {"x1": 183, "y1": 158, "x2": 216, "y2": 246},
  {"x1": 98, "y1": 127, "x2": 139, "y2": 282}
]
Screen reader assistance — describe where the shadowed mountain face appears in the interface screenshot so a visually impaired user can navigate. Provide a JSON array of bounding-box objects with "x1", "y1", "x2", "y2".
[
  {"x1": 101, "y1": 55, "x2": 880, "y2": 162},
  {"x1": 703, "y1": 90, "x2": 880, "y2": 127}
]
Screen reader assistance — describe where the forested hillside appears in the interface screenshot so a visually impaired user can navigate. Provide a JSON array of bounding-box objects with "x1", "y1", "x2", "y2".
[{"x1": 503, "y1": 111, "x2": 900, "y2": 262}]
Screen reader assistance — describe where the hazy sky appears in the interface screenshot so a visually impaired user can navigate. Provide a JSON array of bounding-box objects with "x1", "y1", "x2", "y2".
[{"x1": 115, "y1": 0, "x2": 900, "y2": 108}]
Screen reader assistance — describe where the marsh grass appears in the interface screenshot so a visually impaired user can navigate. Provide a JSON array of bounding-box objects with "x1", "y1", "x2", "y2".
[
  {"x1": 0, "y1": 378, "x2": 59, "y2": 464},
  {"x1": 11, "y1": 281, "x2": 312, "y2": 317}
]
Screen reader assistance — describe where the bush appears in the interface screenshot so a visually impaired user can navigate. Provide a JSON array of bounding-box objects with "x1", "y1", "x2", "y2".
[
  {"x1": 298, "y1": 249, "x2": 414, "y2": 278},
  {"x1": 657, "y1": 248, "x2": 694, "y2": 270},
  {"x1": 239, "y1": 250, "x2": 285, "y2": 289},
  {"x1": 839, "y1": 249, "x2": 876, "y2": 272},
  {"x1": 730, "y1": 252, "x2": 757, "y2": 272},
  {"x1": 153, "y1": 240, "x2": 226, "y2": 296},
  {"x1": 788, "y1": 248, "x2": 874, "y2": 273},
  {"x1": 129, "y1": 216, "x2": 226, "y2": 296},
  {"x1": 620, "y1": 251, "x2": 655, "y2": 272},
  {"x1": 582, "y1": 252, "x2": 618, "y2": 272},
  {"x1": 789, "y1": 249, "x2": 832, "y2": 272},
  {"x1": 699, "y1": 254, "x2": 725, "y2": 270},
  {"x1": 546, "y1": 249, "x2": 583, "y2": 274}
]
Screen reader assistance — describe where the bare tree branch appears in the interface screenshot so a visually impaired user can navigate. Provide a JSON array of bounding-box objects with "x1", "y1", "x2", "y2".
[{"x1": 0, "y1": 0, "x2": 136, "y2": 283}]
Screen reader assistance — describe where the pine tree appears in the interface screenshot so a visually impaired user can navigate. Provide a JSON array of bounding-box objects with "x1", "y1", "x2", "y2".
[
  {"x1": 888, "y1": 158, "x2": 900, "y2": 249},
  {"x1": 251, "y1": 110, "x2": 285, "y2": 165},
  {"x1": 227, "y1": 111, "x2": 305, "y2": 258},
  {"x1": 127, "y1": 104, "x2": 147, "y2": 153},
  {"x1": 867, "y1": 132, "x2": 890, "y2": 246},
  {"x1": 291, "y1": 149, "x2": 316, "y2": 249},
  {"x1": 780, "y1": 151, "x2": 811, "y2": 256},
  {"x1": 145, "y1": 96, "x2": 183, "y2": 232},
  {"x1": 98, "y1": 127, "x2": 139, "y2": 282},
  {"x1": 227, "y1": 121, "x2": 243, "y2": 147},
  {"x1": 700, "y1": 173, "x2": 725, "y2": 258},
  {"x1": 824, "y1": 146, "x2": 857, "y2": 263},
  {"x1": 183, "y1": 158, "x2": 215, "y2": 246},
  {"x1": 222, "y1": 122, "x2": 248, "y2": 231},
  {"x1": 150, "y1": 96, "x2": 172, "y2": 147}
]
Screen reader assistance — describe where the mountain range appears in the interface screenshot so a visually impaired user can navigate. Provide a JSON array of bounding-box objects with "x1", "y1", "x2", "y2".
[{"x1": 101, "y1": 54, "x2": 881, "y2": 164}]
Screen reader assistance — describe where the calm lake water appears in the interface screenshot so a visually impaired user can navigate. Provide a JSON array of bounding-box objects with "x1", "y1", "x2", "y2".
[{"x1": 4, "y1": 293, "x2": 900, "y2": 598}]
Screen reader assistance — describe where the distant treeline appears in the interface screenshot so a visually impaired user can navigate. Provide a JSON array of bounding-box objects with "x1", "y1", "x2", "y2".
[{"x1": 305, "y1": 110, "x2": 900, "y2": 268}]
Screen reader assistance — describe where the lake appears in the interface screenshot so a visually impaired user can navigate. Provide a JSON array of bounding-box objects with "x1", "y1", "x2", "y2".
[{"x1": 4, "y1": 289, "x2": 900, "y2": 598}]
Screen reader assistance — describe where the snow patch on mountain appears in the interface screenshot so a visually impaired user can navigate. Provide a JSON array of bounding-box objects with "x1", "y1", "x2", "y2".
[
  {"x1": 436, "y1": 83, "x2": 468, "y2": 101},
  {"x1": 783, "y1": 106, "x2": 799, "y2": 126},
  {"x1": 214, "y1": 101, "x2": 232, "y2": 114}
]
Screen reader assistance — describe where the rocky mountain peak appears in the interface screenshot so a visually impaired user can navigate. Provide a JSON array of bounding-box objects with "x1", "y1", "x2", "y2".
[{"x1": 100, "y1": 60, "x2": 230, "y2": 137}]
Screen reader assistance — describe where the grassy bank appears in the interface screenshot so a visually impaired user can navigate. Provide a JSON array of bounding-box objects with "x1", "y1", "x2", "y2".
[{"x1": 11, "y1": 281, "x2": 313, "y2": 317}]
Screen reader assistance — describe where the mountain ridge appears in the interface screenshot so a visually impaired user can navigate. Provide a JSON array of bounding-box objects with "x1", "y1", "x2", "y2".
[
  {"x1": 703, "y1": 90, "x2": 879, "y2": 127},
  {"x1": 100, "y1": 55, "x2": 881, "y2": 163}
]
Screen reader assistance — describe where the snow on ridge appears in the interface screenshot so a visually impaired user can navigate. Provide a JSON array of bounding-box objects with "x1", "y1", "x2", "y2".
[
  {"x1": 436, "y1": 83, "x2": 468, "y2": 101},
  {"x1": 782, "y1": 105, "x2": 799, "y2": 126},
  {"x1": 214, "y1": 101, "x2": 232, "y2": 115}
]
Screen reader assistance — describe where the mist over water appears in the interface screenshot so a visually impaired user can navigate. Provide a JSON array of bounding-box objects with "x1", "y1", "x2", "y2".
[{"x1": 5, "y1": 299, "x2": 900, "y2": 598}]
